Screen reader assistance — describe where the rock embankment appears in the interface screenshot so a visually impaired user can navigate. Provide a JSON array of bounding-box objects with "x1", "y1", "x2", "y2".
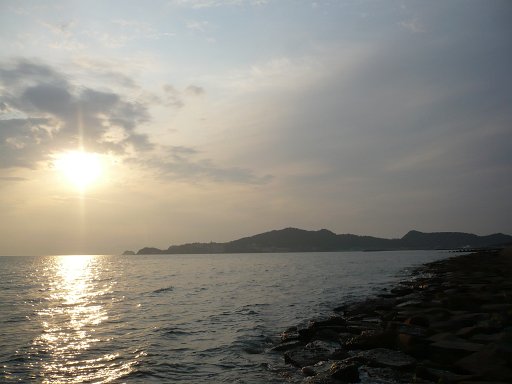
[{"x1": 271, "y1": 249, "x2": 512, "y2": 383}]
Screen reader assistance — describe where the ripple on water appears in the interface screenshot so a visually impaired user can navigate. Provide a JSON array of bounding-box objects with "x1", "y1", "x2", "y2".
[
  {"x1": 1, "y1": 251, "x2": 451, "y2": 383},
  {"x1": 150, "y1": 286, "x2": 174, "y2": 294}
]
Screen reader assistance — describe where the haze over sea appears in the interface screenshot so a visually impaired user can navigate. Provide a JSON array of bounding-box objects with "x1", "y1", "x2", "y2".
[{"x1": 1, "y1": 251, "x2": 450, "y2": 383}]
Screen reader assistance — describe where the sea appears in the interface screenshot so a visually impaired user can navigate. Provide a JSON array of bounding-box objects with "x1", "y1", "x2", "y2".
[{"x1": 0, "y1": 251, "x2": 451, "y2": 383}]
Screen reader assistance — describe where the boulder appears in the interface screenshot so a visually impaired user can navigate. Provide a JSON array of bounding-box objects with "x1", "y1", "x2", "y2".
[
  {"x1": 455, "y1": 343, "x2": 512, "y2": 380},
  {"x1": 329, "y1": 361, "x2": 360, "y2": 382},
  {"x1": 309, "y1": 315, "x2": 347, "y2": 328},
  {"x1": 270, "y1": 340, "x2": 303, "y2": 352},
  {"x1": 355, "y1": 348, "x2": 416, "y2": 369},
  {"x1": 414, "y1": 365, "x2": 474, "y2": 383},
  {"x1": 344, "y1": 329, "x2": 396, "y2": 350},
  {"x1": 358, "y1": 366, "x2": 416, "y2": 384},
  {"x1": 284, "y1": 340, "x2": 346, "y2": 368},
  {"x1": 302, "y1": 366, "x2": 317, "y2": 377}
]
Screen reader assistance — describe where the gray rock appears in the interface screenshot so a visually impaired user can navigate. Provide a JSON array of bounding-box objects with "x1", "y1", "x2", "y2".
[
  {"x1": 302, "y1": 366, "x2": 317, "y2": 377},
  {"x1": 344, "y1": 330, "x2": 396, "y2": 350},
  {"x1": 358, "y1": 366, "x2": 418, "y2": 384},
  {"x1": 329, "y1": 361, "x2": 360, "y2": 382},
  {"x1": 430, "y1": 338, "x2": 483, "y2": 353},
  {"x1": 309, "y1": 315, "x2": 347, "y2": 328},
  {"x1": 455, "y1": 343, "x2": 512, "y2": 380},
  {"x1": 284, "y1": 340, "x2": 346, "y2": 368},
  {"x1": 355, "y1": 348, "x2": 416, "y2": 369},
  {"x1": 270, "y1": 340, "x2": 303, "y2": 352}
]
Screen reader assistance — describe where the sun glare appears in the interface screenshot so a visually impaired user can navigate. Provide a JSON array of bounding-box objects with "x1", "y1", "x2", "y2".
[{"x1": 54, "y1": 151, "x2": 103, "y2": 190}]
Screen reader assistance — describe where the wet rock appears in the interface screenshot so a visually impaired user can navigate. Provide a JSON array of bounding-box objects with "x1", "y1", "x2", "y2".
[
  {"x1": 298, "y1": 326, "x2": 316, "y2": 342},
  {"x1": 345, "y1": 321, "x2": 383, "y2": 335},
  {"x1": 344, "y1": 329, "x2": 396, "y2": 350},
  {"x1": 441, "y1": 294, "x2": 484, "y2": 310},
  {"x1": 355, "y1": 348, "x2": 416, "y2": 369},
  {"x1": 469, "y1": 332, "x2": 503, "y2": 343},
  {"x1": 303, "y1": 374, "x2": 340, "y2": 384},
  {"x1": 457, "y1": 382, "x2": 512, "y2": 384},
  {"x1": 414, "y1": 365, "x2": 474, "y2": 383},
  {"x1": 430, "y1": 337, "x2": 483, "y2": 353},
  {"x1": 480, "y1": 303, "x2": 512, "y2": 313},
  {"x1": 397, "y1": 323, "x2": 428, "y2": 338},
  {"x1": 455, "y1": 343, "x2": 512, "y2": 381},
  {"x1": 284, "y1": 348, "x2": 326, "y2": 368},
  {"x1": 315, "y1": 327, "x2": 344, "y2": 341},
  {"x1": 284, "y1": 340, "x2": 346, "y2": 368},
  {"x1": 301, "y1": 360, "x2": 360, "y2": 384},
  {"x1": 404, "y1": 316, "x2": 430, "y2": 328},
  {"x1": 396, "y1": 323, "x2": 429, "y2": 357},
  {"x1": 358, "y1": 366, "x2": 417, "y2": 384},
  {"x1": 309, "y1": 315, "x2": 347, "y2": 328},
  {"x1": 270, "y1": 340, "x2": 303, "y2": 352},
  {"x1": 281, "y1": 329, "x2": 300, "y2": 342},
  {"x1": 329, "y1": 360, "x2": 360, "y2": 382},
  {"x1": 430, "y1": 312, "x2": 488, "y2": 331},
  {"x1": 395, "y1": 300, "x2": 423, "y2": 309},
  {"x1": 403, "y1": 307, "x2": 452, "y2": 322},
  {"x1": 455, "y1": 325, "x2": 486, "y2": 338},
  {"x1": 302, "y1": 366, "x2": 316, "y2": 377},
  {"x1": 390, "y1": 286, "x2": 414, "y2": 297},
  {"x1": 342, "y1": 297, "x2": 398, "y2": 316}
]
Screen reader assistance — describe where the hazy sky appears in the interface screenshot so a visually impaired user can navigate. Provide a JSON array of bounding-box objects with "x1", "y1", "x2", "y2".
[{"x1": 1, "y1": 0, "x2": 511, "y2": 255}]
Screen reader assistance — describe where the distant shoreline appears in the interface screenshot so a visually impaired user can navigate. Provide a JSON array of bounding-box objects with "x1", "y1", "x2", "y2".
[{"x1": 125, "y1": 227, "x2": 512, "y2": 255}]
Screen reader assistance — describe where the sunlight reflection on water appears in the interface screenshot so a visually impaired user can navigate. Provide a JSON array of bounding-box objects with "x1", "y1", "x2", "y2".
[{"x1": 31, "y1": 255, "x2": 137, "y2": 383}]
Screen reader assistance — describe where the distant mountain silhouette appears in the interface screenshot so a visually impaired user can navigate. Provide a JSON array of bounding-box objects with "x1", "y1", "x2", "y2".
[{"x1": 133, "y1": 228, "x2": 512, "y2": 254}]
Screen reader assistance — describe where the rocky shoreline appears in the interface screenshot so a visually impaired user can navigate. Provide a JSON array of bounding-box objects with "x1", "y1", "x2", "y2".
[{"x1": 270, "y1": 249, "x2": 512, "y2": 383}]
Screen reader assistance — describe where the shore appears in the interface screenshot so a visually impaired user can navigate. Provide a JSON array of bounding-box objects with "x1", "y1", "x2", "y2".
[{"x1": 270, "y1": 249, "x2": 512, "y2": 383}]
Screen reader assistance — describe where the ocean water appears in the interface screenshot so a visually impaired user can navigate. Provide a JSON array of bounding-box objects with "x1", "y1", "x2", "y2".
[{"x1": 0, "y1": 251, "x2": 450, "y2": 383}]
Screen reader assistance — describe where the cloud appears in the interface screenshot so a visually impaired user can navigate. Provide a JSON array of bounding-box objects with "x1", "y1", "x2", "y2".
[
  {"x1": 214, "y1": 1, "x2": 512, "y2": 233},
  {"x1": 0, "y1": 59, "x2": 152, "y2": 168},
  {"x1": 0, "y1": 58, "x2": 265, "y2": 185},
  {"x1": 186, "y1": 20, "x2": 211, "y2": 32},
  {"x1": 171, "y1": 0, "x2": 267, "y2": 8},
  {"x1": 131, "y1": 145, "x2": 272, "y2": 184},
  {"x1": 162, "y1": 83, "x2": 205, "y2": 107},
  {"x1": 0, "y1": 176, "x2": 26, "y2": 182},
  {"x1": 185, "y1": 85, "x2": 205, "y2": 96},
  {"x1": 112, "y1": 19, "x2": 176, "y2": 40},
  {"x1": 71, "y1": 57, "x2": 145, "y2": 89},
  {"x1": 399, "y1": 18, "x2": 425, "y2": 33},
  {"x1": 81, "y1": 19, "x2": 175, "y2": 49},
  {"x1": 38, "y1": 19, "x2": 85, "y2": 51}
]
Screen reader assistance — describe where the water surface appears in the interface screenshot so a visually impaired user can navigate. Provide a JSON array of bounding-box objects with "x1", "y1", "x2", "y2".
[{"x1": 0, "y1": 251, "x2": 450, "y2": 383}]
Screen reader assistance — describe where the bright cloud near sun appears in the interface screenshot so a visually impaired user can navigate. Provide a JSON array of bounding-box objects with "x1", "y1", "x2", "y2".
[{"x1": 0, "y1": 0, "x2": 511, "y2": 255}]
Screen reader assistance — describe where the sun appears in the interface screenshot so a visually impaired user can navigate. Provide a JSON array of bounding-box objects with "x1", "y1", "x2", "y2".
[{"x1": 54, "y1": 151, "x2": 103, "y2": 190}]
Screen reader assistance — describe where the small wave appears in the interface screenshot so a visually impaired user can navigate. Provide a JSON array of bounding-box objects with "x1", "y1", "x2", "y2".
[
  {"x1": 231, "y1": 334, "x2": 272, "y2": 355},
  {"x1": 163, "y1": 329, "x2": 188, "y2": 336},
  {"x1": 152, "y1": 286, "x2": 174, "y2": 294},
  {"x1": 238, "y1": 309, "x2": 258, "y2": 315}
]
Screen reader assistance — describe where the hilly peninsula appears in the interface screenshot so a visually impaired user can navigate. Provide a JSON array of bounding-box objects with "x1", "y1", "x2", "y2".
[{"x1": 129, "y1": 228, "x2": 512, "y2": 255}]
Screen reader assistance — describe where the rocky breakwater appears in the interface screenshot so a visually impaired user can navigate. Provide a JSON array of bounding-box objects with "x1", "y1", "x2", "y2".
[{"x1": 270, "y1": 249, "x2": 512, "y2": 383}]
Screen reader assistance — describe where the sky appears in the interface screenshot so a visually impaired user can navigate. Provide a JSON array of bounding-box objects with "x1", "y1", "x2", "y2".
[{"x1": 0, "y1": 0, "x2": 511, "y2": 255}]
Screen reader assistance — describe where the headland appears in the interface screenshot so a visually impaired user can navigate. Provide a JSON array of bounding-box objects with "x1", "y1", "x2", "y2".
[{"x1": 128, "y1": 228, "x2": 512, "y2": 255}]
